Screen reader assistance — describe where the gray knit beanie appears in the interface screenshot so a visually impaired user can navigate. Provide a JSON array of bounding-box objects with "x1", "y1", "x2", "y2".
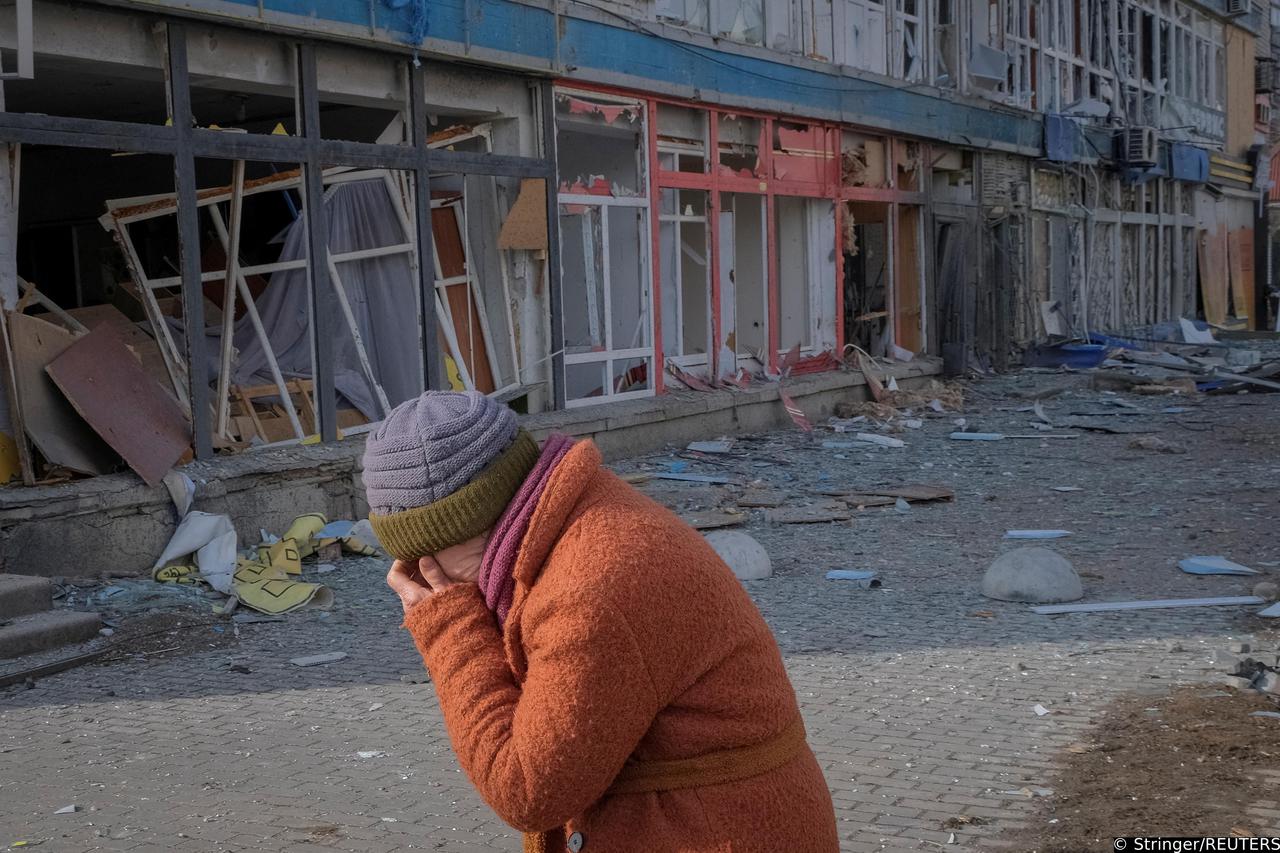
[{"x1": 362, "y1": 391, "x2": 539, "y2": 560}]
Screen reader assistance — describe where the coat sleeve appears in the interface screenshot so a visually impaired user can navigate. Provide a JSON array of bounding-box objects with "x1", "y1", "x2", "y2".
[{"x1": 403, "y1": 583, "x2": 663, "y2": 832}]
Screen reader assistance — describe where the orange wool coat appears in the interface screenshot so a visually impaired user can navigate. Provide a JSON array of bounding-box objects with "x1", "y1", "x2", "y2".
[{"x1": 404, "y1": 440, "x2": 839, "y2": 853}]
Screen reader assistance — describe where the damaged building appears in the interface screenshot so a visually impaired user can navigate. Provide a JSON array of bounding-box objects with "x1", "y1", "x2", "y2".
[{"x1": 0, "y1": 0, "x2": 1271, "y2": 571}]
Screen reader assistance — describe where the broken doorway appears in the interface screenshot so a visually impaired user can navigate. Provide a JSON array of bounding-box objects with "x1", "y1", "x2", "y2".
[
  {"x1": 842, "y1": 200, "x2": 890, "y2": 355},
  {"x1": 658, "y1": 189, "x2": 711, "y2": 374},
  {"x1": 717, "y1": 193, "x2": 768, "y2": 372},
  {"x1": 934, "y1": 216, "x2": 976, "y2": 374}
]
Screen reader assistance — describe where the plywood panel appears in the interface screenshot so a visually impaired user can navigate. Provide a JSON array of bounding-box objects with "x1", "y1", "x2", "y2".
[
  {"x1": 9, "y1": 314, "x2": 117, "y2": 475},
  {"x1": 1225, "y1": 30, "x2": 1256, "y2": 159},
  {"x1": 498, "y1": 179, "x2": 548, "y2": 250},
  {"x1": 431, "y1": 204, "x2": 495, "y2": 393},
  {"x1": 45, "y1": 324, "x2": 190, "y2": 486},
  {"x1": 65, "y1": 304, "x2": 174, "y2": 396},
  {"x1": 1227, "y1": 227, "x2": 1255, "y2": 325},
  {"x1": 1198, "y1": 228, "x2": 1229, "y2": 326},
  {"x1": 894, "y1": 206, "x2": 923, "y2": 353}
]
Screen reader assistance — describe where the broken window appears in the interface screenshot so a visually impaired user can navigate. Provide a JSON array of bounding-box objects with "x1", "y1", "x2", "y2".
[
  {"x1": 802, "y1": 0, "x2": 836, "y2": 60},
  {"x1": 657, "y1": 104, "x2": 709, "y2": 174},
  {"x1": 554, "y1": 92, "x2": 646, "y2": 197},
  {"x1": 718, "y1": 114, "x2": 764, "y2": 178},
  {"x1": 558, "y1": 200, "x2": 653, "y2": 403},
  {"x1": 658, "y1": 189, "x2": 711, "y2": 367},
  {"x1": 892, "y1": 0, "x2": 925, "y2": 82},
  {"x1": 841, "y1": 131, "x2": 888, "y2": 188},
  {"x1": 843, "y1": 0, "x2": 888, "y2": 74},
  {"x1": 894, "y1": 139, "x2": 921, "y2": 191},
  {"x1": 719, "y1": 193, "x2": 769, "y2": 365},
  {"x1": 772, "y1": 121, "x2": 834, "y2": 187},
  {"x1": 930, "y1": 148, "x2": 975, "y2": 203},
  {"x1": 932, "y1": 0, "x2": 959, "y2": 87},
  {"x1": 713, "y1": 0, "x2": 765, "y2": 44},
  {"x1": 556, "y1": 90, "x2": 653, "y2": 405},
  {"x1": 774, "y1": 197, "x2": 836, "y2": 353},
  {"x1": 766, "y1": 0, "x2": 803, "y2": 51},
  {"x1": 656, "y1": 0, "x2": 711, "y2": 30}
]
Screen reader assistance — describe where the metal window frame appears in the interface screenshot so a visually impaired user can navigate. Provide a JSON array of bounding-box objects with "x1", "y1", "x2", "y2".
[{"x1": 0, "y1": 21, "x2": 557, "y2": 458}]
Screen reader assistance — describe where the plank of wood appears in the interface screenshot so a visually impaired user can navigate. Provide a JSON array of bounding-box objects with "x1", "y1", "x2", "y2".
[
  {"x1": 1032, "y1": 596, "x2": 1264, "y2": 615},
  {"x1": 0, "y1": 313, "x2": 35, "y2": 484},
  {"x1": 65, "y1": 304, "x2": 174, "y2": 395},
  {"x1": 9, "y1": 313, "x2": 116, "y2": 475},
  {"x1": 45, "y1": 324, "x2": 190, "y2": 486}
]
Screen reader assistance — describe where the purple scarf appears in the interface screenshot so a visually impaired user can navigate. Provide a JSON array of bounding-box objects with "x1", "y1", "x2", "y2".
[{"x1": 477, "y1": 434, "x2": 574, "y2": 625}]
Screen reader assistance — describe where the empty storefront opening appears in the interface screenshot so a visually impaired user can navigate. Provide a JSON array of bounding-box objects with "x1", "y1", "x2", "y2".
[
  {"x1": 842, "y1": 200, "x2": 890, "y2": 355},
  {"x1": 774, "y1": 196, "x2": 836, "y2": 356},
  {"x1": 719, "y1": 193, "x2": 768, "y2": 369},
  {"x1": 555, "y1": 90, "x2": 654, "y2": 405},
  {"x1": 659, "y1": 189, "x2": 711, "y2": 371}
]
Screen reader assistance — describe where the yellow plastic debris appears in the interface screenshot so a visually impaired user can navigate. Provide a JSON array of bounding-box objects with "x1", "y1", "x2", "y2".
[
  {"x1": 256, "y1": 540, "x2": 303, "y2": 576},
  {"x1": 233, "y1": 559, "x2": 333, "y2": 615},
  {"x1": 342, "y1": 535, "x2": 379, "y2": 557},
  {"x1": 283, "y1": 513, "x2": 328, "y2": 559},
  {"x1": 152, "y1": 564, "x2": 200, "y2": 584}
]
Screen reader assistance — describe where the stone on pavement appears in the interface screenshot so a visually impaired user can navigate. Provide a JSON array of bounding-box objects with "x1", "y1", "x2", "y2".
[
  {"x1": 704, "y1": 530, "x2": 773, "y2": 581},
  {"x1": 981, "y1": 547, "x2": 1083, "y2": 604}
]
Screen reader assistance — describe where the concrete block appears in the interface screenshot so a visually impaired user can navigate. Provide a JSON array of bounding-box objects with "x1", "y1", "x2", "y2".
[
  {"x1": 1257, "y1": 671, "x2": 1280, "y2": 695},
  {"x1": 0, "y1": 610, "x2": 101, "y2": 659},
  {"x1": 0, "y1": 574, "x2": 52, "y2": 620},
  {"x1": 1221, "y1": 675, "x2": 1255, "y2": 691},
  {"x1": 704, "y1": 530, "x2": 772, "y2": 581},
  {"x1": 981, "y1": 547, "x2": 1083, "y2": 604}
]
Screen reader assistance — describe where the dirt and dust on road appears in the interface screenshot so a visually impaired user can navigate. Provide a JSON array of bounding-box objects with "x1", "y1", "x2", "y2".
[{"x1": 1002, "y1": 683, "x2": 1280, "y2": 852}]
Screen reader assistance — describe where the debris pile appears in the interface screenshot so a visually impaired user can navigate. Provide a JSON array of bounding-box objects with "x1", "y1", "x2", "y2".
[{"x1": 1215, "y1": 643, "x2": 1280, "y2": 695}]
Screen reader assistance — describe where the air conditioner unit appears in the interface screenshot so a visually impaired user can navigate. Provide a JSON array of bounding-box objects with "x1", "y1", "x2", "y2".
[
  {"x1": 1257, "y1": 60, "x2": 1276, "y2": 93},
  {"x1": 1116, "y1": 126, "x2": 1158, "y2": 166},
  {"x1": 1224, "y1": 0, "x2": 1247, "y2": 15}
]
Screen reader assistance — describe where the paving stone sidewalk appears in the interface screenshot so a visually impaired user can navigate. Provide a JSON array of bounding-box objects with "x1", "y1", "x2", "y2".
[{"x1": 2, "y1": 375, "x2": 1278, "y2": 852}]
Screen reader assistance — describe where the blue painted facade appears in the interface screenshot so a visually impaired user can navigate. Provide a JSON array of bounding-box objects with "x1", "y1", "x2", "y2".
[{"x1": 125, "y1": 0, "x2": 1045, "y2": 154}]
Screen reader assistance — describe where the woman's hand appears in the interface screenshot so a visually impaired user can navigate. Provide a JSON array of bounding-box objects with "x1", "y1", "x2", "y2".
[{"x1": 387, "y1": 556, "x2": 462, "y2": 615}]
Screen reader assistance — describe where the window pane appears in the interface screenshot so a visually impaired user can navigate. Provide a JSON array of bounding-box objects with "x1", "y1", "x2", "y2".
[
  {"x1": 555, "y1": 93, "x2": 646, "y2": 197},
  {"x1": 608, "y1": 207, "x2": 650, "y2": 350},
  {"x1": 559, "y1": 205, "x2": 606, "y2": 352}
]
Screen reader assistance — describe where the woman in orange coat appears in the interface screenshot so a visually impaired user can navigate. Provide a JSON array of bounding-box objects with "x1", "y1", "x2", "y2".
[{"x1": 363, "y1": 390, "x2": 839, "y2": 853}]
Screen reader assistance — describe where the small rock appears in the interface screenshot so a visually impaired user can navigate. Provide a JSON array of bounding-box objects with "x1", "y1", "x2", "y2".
[
  {"x1": 704, "y1": 530, "x2": 772, "y2": 581},
  {"x1": 54, "y1": 805, "x2": 78, "y2": 815},
  {"x1": 1253, "y1": 581, "x2": 1280, "y2": 602},
  {"x1": 400, "y1": 673, "x2": 430, "y2": 684},
  {"x1": 981, "y1": 547, "x2": 1083, "y2": 604},
  {"x1": 1128, "y1": 436, "x2": 1187, "y2": 454},
  {"x1": 1221, "y1": 675, "x2": 1255, "y2": 691},
  {"x1": 229, "y1": 664, "x2": 251, "y2": 674},
  {"x1": 1167, "y1": 642, "x2": 1184, "y2": 653},
  {"x1": 98, "y1": 628, "x2": 114, "y2": 637},
  {"x1": 1012, "y1": 662, "x2": 1027, "y2": 672},
  {"x1": 1229, "y1": 642, "x2": 1252, "y2": 654},
  {"x1": 1256, "y1": 671, "x2": 1280, "y2": 695}
]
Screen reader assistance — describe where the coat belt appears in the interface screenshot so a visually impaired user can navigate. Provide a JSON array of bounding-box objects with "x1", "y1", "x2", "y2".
[{"x1": 523, "y1": 716, "x2": 808, "y2": 852}]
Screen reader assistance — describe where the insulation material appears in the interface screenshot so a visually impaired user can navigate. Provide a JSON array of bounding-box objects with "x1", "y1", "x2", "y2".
[
  {"x1": 1197, "y1": 227, "x2": 1229, "y2": 326},
  {"x1": 841, "y1": 132, "x2": 886, "y2": 187},
  {"x1": 1227, "y1": 228, "x2": 1254, "y2": 324}
]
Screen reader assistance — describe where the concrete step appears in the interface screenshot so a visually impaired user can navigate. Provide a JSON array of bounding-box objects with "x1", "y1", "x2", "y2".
[
  {"x1": 0, "y1": 574, "x2": 53, "y2": 620},
  {"x1": 0, "y1": 610, "x2": 101, "y2": 659}
]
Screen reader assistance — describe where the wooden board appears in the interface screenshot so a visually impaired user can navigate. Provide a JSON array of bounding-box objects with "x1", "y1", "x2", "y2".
[
  {"x1": 498, "y1": 179, "x2": 548, "y2": 250},
  {"x1": 431, "y1": 205, "x2": 496, "y2": 393},
  {"x1": 1197, "y1": 228, "x2": 1229, "y2": 327},
  {"x1": 9, "y1": 313, "x2": 117, "y2": 475},
  {"x1": 894, "y1": 205, "x2": 923, "y2": 352},
  {"x1": 65, "y1": 304, "x2": 175, "y2": 396},
  {"x1": 1227, "y1": 228, "x2": 1255, "y2": 325},
  {"x1": 45, "y1": 324, "x2": 190, "y2": 486}
]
